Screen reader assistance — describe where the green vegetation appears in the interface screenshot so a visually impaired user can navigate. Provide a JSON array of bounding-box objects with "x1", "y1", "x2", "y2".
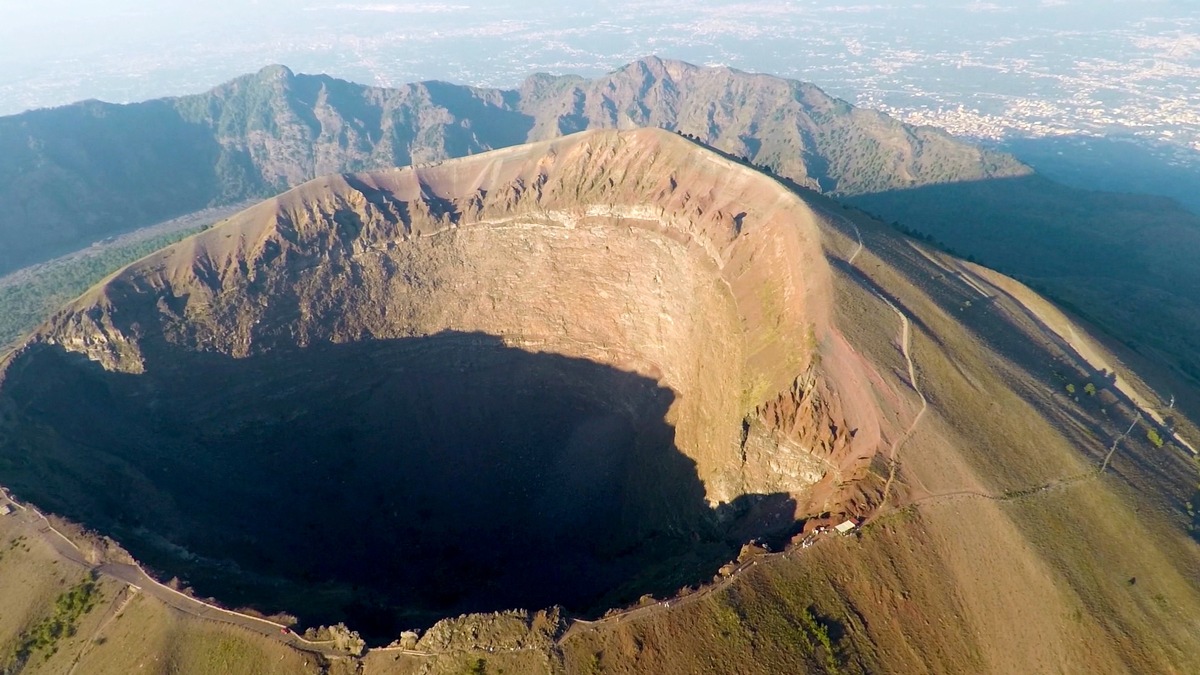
[
  {"x1": 708, "y1": 581, "x2": 848, "y2": 673},
  {"x1": 1066, "y1": 384, "x2": 1077, "y2": 395},
  {"x1": 13, "y1": 571, "x2": 102, "y2": 663},
  {"x1": 0, "y1": 535, "x2": 29, "y2": 564},
  {"x1": 1085, "y1": 383, "x2": 1097, "y2": 396},
  {"x1": 797, "y1": 606, "x2": 843, "y2": 674},
  {"x1": 1147, "y1": 428, "x2": 1165, "y2": 449},
  {"x1": 0, "y1": 227, "x2": 202, "y2": 350},
  {"x1": 807, "y1": 122, "x2": 1025, "y2": 197}
]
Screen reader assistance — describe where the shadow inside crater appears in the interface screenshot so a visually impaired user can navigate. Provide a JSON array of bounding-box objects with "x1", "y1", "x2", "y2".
[{"x1": 0, "y1": 331, "x2": 794, "y2": 642}]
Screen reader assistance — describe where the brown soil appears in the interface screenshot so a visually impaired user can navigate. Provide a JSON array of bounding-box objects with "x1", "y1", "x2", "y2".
[
  {"x1": 0, "y1": 129, "x2": 888, "y2": 640},
  {"x1": 1, "y1": 130, "x2": 1198, "y2": 673}
]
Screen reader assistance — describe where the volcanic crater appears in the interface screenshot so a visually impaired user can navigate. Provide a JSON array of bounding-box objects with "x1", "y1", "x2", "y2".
[{"x1": 0, "y1": 129, "x2": 877, "y2": 639}]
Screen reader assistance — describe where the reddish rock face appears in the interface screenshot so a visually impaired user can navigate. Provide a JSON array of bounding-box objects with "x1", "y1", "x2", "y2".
[{"x1": 0, "y1": 129, "x2": 884, "y2": 636}]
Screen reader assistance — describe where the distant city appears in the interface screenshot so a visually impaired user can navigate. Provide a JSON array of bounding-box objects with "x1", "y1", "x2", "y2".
[{"x1": 2, "y1": 1, "x2": 1197, "y2": 187}]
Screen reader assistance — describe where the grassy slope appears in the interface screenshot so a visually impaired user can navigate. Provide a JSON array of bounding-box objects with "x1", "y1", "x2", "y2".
[
  {"x1": 0, "y1": 512, "x2": 321, "y2": 675},
  {"x1": 0, "y1": 139, "x2": 1197, "y2": 672},
  {"x1": 549, "y1": 206, "x2": 1200, "y2": 674},
  {"x1": 351, "y1": 203, "x2": 1200, "y2": 674},
  {"x1": 852, "y1": 204, "x2": 1200, "y2": 671},
  {"x1": 0, "y1": 517, "x2": 97, "y2": 668},
  {"x1": 56, "y1": 594, "x2": 320, "y2": 675},
  {"x1": 849, "y1": 175, "x2": 1200, "y2": 420}
]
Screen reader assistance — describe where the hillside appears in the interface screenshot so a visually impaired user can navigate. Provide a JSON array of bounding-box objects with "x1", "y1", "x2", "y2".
[
  {"x1": 5, "y1": 58, "x2": 1200, "y2": 427},
  {"x1": 851, "y1": 175, "x2": 1200, "y2": 418},
  {"x1": 0, "y1": 129, "x2": 879, "y2": 643},
  {"x1": 0, "y1": 57, "x2": 1024, "y2": 275},
  {"x1": 518, "y1": 57, "x2": 1028, "y2": 194},
  {"x1": 0, "y1": 130, "x2": 1198, "y2": 673}
]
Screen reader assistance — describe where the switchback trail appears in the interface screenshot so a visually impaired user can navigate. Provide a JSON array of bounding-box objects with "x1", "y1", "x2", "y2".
[
  {"x1": 834, "y1": 214, "x2": 1152, "y2": 521},
  {"x1": 560, "y1": 206, "x2": 1180, "y2": 649},
  {"x1": 839, "y1": 217, "x2": 928, "y2": 523},
  {"x1": 910, "y1": 404, "x2": 1147, "y2": 511},
  {"x1": 556, "y1": 209, "x2": 905, "y2": 644}
]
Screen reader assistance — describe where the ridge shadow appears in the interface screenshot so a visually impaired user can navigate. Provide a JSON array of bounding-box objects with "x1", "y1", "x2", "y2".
[
  {"x1": 0, "y1": 331, "x2": 792, "y2": 641},
  {"x1": 847, "y1": 174, "x2": 1200, "y2": 418}
]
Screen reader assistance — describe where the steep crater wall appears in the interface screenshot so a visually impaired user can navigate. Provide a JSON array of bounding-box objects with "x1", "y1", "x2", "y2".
[{"x1": 0, "y1": 129, "x2": 870, "y2": 638}]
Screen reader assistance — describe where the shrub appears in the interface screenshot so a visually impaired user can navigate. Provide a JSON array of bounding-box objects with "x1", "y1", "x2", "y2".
[
  {"x1": 0, "y1": 226, "x2": 204, "y2": 349},
  {"x1": 12, "y1": 572, "x2": 102, "y2": 663},
  {"x1": 1147, "y1": 428, "x2": 1165, "y2": 448}
]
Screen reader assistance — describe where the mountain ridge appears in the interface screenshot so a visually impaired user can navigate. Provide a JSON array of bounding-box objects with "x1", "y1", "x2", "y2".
[
  {"x1": 4, "y1": 57, "x2": 1199, "y2": 432},
  {"x1": 0, "y1": 56, "x2": 1027, "y2": 274},
  {"x1": 2, "y1": 129, "x2": 1198, "y2": 673},
  {"x1": 2, "y1": 128, "x2": 885, "y2": 640}
]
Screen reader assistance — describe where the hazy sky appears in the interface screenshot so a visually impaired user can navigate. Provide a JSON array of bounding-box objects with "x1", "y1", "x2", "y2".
[{"x1": 0, "y1": 1, "x2": 1195, "y2": 114}]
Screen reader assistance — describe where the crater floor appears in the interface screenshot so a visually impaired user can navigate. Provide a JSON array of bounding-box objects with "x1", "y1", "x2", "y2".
[
  {"x1": 0, "y1": 129, "x2": 860, "y2": 639},
  {"x1": 5, "y1": 333, "x2": 768, "y2": 638}
]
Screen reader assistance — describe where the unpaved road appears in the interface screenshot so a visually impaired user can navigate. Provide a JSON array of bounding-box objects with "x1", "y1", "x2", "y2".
[
  {"x1": 949, "y1": 255, "x2": 1196, "y2": 457},
  {"x1": 838, "y1": 218, "x2": 928, "y2": 521},
  {"x1": 0, "y1": 490, "x2": 349, "y2": 658},
  {"x1": 1, "y1": 196, "x2": 1172, "y2": 664},
  {"x1": 911, "y1": 403, "x2": 1148, "y2": 510}
]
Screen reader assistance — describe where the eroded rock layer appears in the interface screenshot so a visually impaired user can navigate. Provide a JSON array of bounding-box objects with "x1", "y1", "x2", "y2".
[{"x1": 0, "y1": 129, "x2": 880, "y2": 634}]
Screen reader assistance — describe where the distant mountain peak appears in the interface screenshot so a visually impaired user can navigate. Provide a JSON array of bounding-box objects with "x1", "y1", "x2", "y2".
[
  {"x1": 255, "y1": 64, "x2": 295, "y2": 81},
  {"x1": 626, "y1": 55, "x2": 699, "y2": 81},
  {"x1": 0, "y1": 58, "x2": 1027, "y2": 274}
]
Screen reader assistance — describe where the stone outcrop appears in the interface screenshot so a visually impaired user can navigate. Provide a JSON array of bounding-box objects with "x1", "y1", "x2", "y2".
[{"x1": 0, "y1": 128, "x2": 887, "y2": 632}]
